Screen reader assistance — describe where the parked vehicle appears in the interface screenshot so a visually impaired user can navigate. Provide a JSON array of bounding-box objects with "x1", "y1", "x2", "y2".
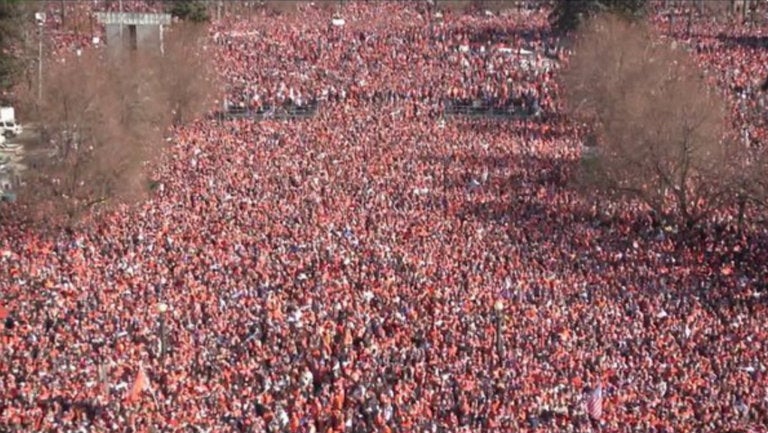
[
  {"x1": 0, "y1": 169, "x2": 18, "y2": 203},
  {"x1": 0, "y1": 107, "x2": 22, "y2": 137},
  {"x1": 0, "y1": 135, "x2": 22, "y2": 152}
]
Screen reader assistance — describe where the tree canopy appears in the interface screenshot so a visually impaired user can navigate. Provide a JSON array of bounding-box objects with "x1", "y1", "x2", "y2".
[
  {"x1": 165, "y1": 0, "x2": 210, "y2": 23},
  {"x1": 562, "y1": 15, "x2": 738, "y2": 229},
  {"x1": 22, "y1": 23, "x2": 219, "y2": 226},
  {"x1": 0, "y1": 0, "x2": 24, "y2": 92},
  {"x1": 550, "y1": 0, "x2": 648, "y2": 33}
]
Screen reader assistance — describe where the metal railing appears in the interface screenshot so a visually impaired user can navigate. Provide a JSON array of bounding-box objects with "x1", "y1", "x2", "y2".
[
  {"x1": 214, "y1": 102, "x2": 319, "y2": 121},
  {"x1": 213, "y1": 99, "x2": 545, "y2": 120},
  {"x1": 444, "y1": 101, "x2": 541, "y2": 119}
]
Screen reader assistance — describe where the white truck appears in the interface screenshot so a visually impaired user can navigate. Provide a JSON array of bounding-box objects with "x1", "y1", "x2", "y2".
[{"x1": 0, "y1": 107, "x2": 22, "y2": 138}]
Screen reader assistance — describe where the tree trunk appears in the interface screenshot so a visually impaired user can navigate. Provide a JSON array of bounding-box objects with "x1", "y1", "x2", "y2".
[
  {"x1": 743, "y1": 0, "x2": 749, "y2": 21},
  {"x1": 687, "y1": 4, "x2": 693, "y2": 35},
  {"x1": 60, "y1": 0, "x2": 65, "y2": 28},
  {"x1": 737, "y1": 196, "x2": 746, "y2": 234}
]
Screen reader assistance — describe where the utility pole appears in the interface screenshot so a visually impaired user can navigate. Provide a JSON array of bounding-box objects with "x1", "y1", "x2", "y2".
[
  {"x1": 35, "y1": 12, "x2": 45, "y2": 102},
  {"x1": 159, "y1": 24, "x2": 164, "y2": 56},
  {"x1": 37, "y1": 26, "x2": 42, "y2": 101},
  {"x1": 119, "y1": 0, "x2": 123, "y2": 39}
]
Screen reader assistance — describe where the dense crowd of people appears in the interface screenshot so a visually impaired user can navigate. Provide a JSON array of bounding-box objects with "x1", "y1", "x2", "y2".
[
  {"x1": 650, "y1": 4, "x2": 768, "y2": 147},
  {"x1": 213, "y1": 3, "x2": 559, "y2": 116},
  {"x1": 1, "y1": 2, "x2": 768, "y2": 433}
]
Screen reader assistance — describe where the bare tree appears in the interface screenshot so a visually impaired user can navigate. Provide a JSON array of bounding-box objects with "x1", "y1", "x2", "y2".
[
  {"x1": 157, "y1": 23, "x2": 218, "y2": 125},
  {"x1": 437, "y1": 0, "x2": 512, "y2": 14},
  {"x1": 437, "y1": 0, "x2": 473, "y2": 12},
  {"x1": 20, "y1": 23, "x2": 219, "y2": 226},
  {"x1": 261, "y1": 1, "x2": 338, "y2": 16},
  {"x1": 562, "y1": 15, "x2": 738, "y2": 229}
]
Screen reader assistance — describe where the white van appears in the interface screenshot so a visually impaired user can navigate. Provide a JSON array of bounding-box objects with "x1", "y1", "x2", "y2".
[{"x1": 0, "y1": 107, "x2": 22, "y2": 137}]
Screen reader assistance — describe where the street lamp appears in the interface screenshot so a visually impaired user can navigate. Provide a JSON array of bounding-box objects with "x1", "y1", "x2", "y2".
[
  {"x1": 493, "y1": 300, "x2": 504, "y2": 366},
  {"x1": 438, "y1": 119, "x2": 449, "y2": 219},
  {"x1": 35, "y1": 12, "x2": 46, "y2": 102},
  {"x1": 442, "y1": 154, "x2": 449, "y2": 218},
  {"x1": 157, "y1": 302, "x2": 169, "y2": 359}
]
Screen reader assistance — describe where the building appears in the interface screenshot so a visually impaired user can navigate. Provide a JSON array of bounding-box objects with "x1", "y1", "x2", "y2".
[{"x1": 94, "y1": 12, "x2": 172, "y2": 52}]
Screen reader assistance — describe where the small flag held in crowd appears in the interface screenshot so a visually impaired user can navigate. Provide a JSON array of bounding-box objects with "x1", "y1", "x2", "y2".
[
  {"x1": 586, "y1": 384, "x2": 603, "y2": 420},
  {"x1": 126, "y1": 365, "x2": 151, "y2": 403}
]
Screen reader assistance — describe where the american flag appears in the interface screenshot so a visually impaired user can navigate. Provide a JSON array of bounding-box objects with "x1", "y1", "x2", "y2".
[{"x1": 586, "y1": 384, "x2": 603, "y2": 420}]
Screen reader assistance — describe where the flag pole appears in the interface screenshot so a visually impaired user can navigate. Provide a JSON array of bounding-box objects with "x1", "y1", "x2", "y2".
[
  {"x1": 140, "y1": 360, "x2": 160, "y2": 411},
  {"x1": 149, "y1": 385, "x2": 160, "y2": 412}
]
